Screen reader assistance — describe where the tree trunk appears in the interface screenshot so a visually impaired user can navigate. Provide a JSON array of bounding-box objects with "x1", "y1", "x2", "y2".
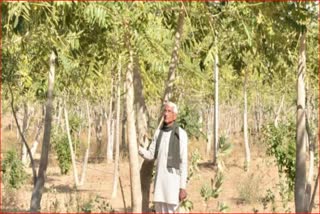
[
  {"x1": 30, "y1": 50, "x2": 56, "y2": 212},
  {"x1": 133, "y1": 55, "x2": 149, "y2": 148},
  {"x1": 305, "y1": 113, "x2": 314, "y2": 212},
  {"x1": 110, "y1": 119, "x2": 115, "y2": 160},
  {"x1": 206, "y1": 105, "x2": 213, "y2": 158},
  {"x1": 161, "y1": 7, "x2": 185, "y2": 105},
  {"x1": 16, "y1": 109, "x2": 20, "y2": 139},
  {"x1": 56, "y1": 98, "x2": 63, "y2": 129},
  {"x1": 77, "y1": 106, "x2": 83, "y2": 146},
  {"x1": 308, "y1": 171, "x2": 319, "y2": 212},
  {"x1": 126, "y1": 46, "x2": 142, "y2": 212},
  {"x1": 295, "y1": 31, "x2": 307, "y2": 213},
  {"x1": 21, "y1": 102, "x2": 30, "y2": 165},
  {"x1": 213, "y1": 53, "x2": 219, "y2": 166},
  {"x1": 243, "y1": 69, "x2": 250, "y2": 171},
  {"x1": 9, "y1": 86, "x2": 37, "y2": 185},
  {"x1": 274, "y1": 95, "x2": 285, "y2": 128},
  {"x1": 254, "y1": 94, "x2": 262, "y2": 133},
  {"x1": 141, "y1": 7, "x2": 185, "y2": 212},
  {"x1": 121, "y1": 83, "x2": 127, "y2": 151},
  {"x1": 95, "y1": 108, "x2": 103, "y2": 158},
  {"x1": 64, "y1": 104, "x2": 80, "y2": 187},
  {"x1": 26, "y1": 121, "x2": 43, "y2": 166},
  {"x1": 107, "y1": 79, "x2": 114, "y2": 163},
  {"x1": 79, "y1": 100, "x2": 92, "y2": 185},
  {"x1": 112, "y1": 56, "x2": 122, "y2": 198}
]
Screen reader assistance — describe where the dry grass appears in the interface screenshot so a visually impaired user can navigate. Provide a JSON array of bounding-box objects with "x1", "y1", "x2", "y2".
[{"x1": 237, "y1": 173, "x2": 262, "y2": 204}]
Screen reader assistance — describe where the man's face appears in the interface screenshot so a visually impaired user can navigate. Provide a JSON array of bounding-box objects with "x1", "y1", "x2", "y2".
[{"x1": 163, "y1": 105, "x2": 177, "y2": 125}]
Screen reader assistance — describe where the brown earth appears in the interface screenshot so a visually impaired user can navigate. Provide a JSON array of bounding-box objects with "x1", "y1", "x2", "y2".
[{"x1": 1, "y1": 130, "x2": 319, "y2": 213}]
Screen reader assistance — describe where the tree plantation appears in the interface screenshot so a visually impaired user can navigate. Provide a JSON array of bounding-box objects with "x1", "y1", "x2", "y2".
[{"x1": 1, "y1": 1, "x2": 319, "y2": 213}]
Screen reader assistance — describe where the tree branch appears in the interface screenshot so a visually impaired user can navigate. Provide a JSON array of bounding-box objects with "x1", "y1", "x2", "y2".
[{"x1": 8, "y1": 84, "x2": 37, "y2": 185}]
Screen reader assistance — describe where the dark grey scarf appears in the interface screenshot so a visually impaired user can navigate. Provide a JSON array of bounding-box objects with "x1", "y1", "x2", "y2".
[{"x1": 154, "y1": 122, "x2": 180, "y2": 170}]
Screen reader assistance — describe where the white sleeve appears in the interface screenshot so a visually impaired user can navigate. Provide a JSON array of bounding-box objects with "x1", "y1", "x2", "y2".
[
  {"x1": 139, "y1": 129, "x2": 159, "y2": 161},
  {"x1": 179, "y1": 128, "x2": 188, "y2": 189}
]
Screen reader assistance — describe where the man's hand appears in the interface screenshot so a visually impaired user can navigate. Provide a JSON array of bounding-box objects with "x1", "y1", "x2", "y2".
[
  {"x1": 179, "y1": 188, "x2": 187, "y2": 201},
  {"x1": 138, "y1": 146, "x2": 144, "y2": 157}
]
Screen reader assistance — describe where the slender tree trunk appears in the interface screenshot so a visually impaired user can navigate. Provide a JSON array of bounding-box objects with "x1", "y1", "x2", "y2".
[
  {"x1": 126, "y1": 46, "x2": 142, "y2": 212},
  {"x1": 305, "y1": 86, "x2": 316, "y2": 212},
  {"x1": 308, "y1": 171, "x2": 319, "y2": 212},
  {"x1": 107, "y1": 79, "x2": 114, "y2": 163},
  {"x1": 79, "y1": 101, "x2": 92, "y2": 185},
  {"x1": 206, "y1": 105, "x2": 213, "y2": 158},
  {"x1": 161, "y1": 6, "x2": 185, "y2": 105},
  {"x1": 21, "y1": 102, "x2": 30, "y2": 165},
  {"x1": 95, "y1": 108, "x2": 103, "y2": 158},
  {"x1": 243, "y1": 69, "x2": 250, "y2": 171},
  {"x1": 16, "y1": 110, "x2": 20, "y2": 139},
  {"x1": 56, "y1": 98, "x2": 62, "y2": 129},
  {"x1": 64, "y1": 104, "x2": 80, "y2": 187},
  {"x1": 9, "y1": 86, "x2": 37, "y2": 185},
  {"x1": 121, "y1": 83, "x2": 127, "y2": 151},
  {"x1": 254, "y1": 94, "x2": 262, "y2": 133},
  {"x1": 30, "y1": 50, "x2": 56, "y2": 212},
  {"x1": 111, "y1": 119, "x2": 115, "y2": 159},
  {"x1": 305, "y1": 113, "x2": 314, "y2": 212},
  {"x1": 26, "y1": 121, "x2": 43, "y2": 166},
  {"x1": 274, "y1": 95, "x2": 285, "y2": 128},
  {"x1": 141, "y1": 7, "x2": 185, "y2": 212},
  {"x1": 77, "y1": 106, "x2": 83, "y2": 145},
  {"x1": 112, "y1": 56, "x2": 122, "y2": 198},
  {"x1": 295, "y1": 31, "x2": 307, "y2": 213},
  {"x1": 213, "y1": 53, "x2": 219, "y2": 166},
  {"x1": 133, "y1": 55, "x2": 149, "y2": 148}
]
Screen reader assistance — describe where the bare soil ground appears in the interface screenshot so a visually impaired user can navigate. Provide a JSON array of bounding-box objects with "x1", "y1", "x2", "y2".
[{"x1": 1, "y1": 131, "x2": 319, "y2": 213}]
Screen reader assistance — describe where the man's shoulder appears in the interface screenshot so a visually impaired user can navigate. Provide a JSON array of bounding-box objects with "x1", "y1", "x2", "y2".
[{"x1": 177, "y1": 127, "x2": 188, "y2": 139}]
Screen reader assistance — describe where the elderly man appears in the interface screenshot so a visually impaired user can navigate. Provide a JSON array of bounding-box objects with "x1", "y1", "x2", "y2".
[{"x1": 139, "y1": 102, "x2": 188, "y2": 213}]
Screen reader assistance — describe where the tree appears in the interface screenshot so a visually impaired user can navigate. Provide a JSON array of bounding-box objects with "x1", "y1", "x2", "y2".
[
  {"x1": 30, "y1": 50, "x2": 56, "y2": 212},
  {"x1": 79, "y1": 100, "x2": 92, "y2": 185},
  {"x1": 64, "y1": 103, "x2": 80, "y2": 187},
  {"x1": 213, "y1": 52, "x2": 219, "y2": 167},
  {"x1": 295, "y1": 29, "x2": 307, "y2": 214},
  {"x1": 140, "y1": 4, "x2": 186, "y2": 212},
  {"x1": 111, "y1": 55, "x2": 122, "y2": 198},
  {"x1": 125, "y1": 30, "x2": 142, "y2": 212}
]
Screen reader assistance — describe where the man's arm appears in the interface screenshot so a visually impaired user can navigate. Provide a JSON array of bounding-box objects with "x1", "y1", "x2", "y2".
[
  {"x1": 179, "y1": 128, "x2": 188, "y2": 201},
  {"x1": 138, "y1": 129, "x2": 159, "y2": 160}
]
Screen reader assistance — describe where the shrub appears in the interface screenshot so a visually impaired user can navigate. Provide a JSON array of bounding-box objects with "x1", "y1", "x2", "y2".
[
  {"x1": 188, "y1": 149, "x2": 201, "y2": 182},
  {"x1": 216, "y1": 135, "x2": 233, "y2": 171},
  {"x1": 261, "y1": 188, "x2": 276, "y2": 212},
  {"x1": 52, "y1": 132, "x2": 71, "y2": 175},
  {"x1": 179, "y1": 199, "x2": 193, "y2": 212},
  {"x1": 2, "y1": 150, "x2": 28, "y2": 189},
  {"x1": 218, "y1": 135, "x2": 233, "y2": 157},
  {"x1": 200, "y1": 172, "x2": 223, "y2": 211},
  {"x1": 68, "y1": 113, "x2": 83, "y2": 134},
  {"x1": 238, "y1": 174, "x2": 261, "y2": 204},
  {"x1": 177, "y1": 105, "x2": 202, "y2": 139},
  {"x1": 261, "y1": 121, "x2": 295, "y2": 192},
  {"x1": 80, "y1": 195, "x2": 114, "y2": 213},
  {"x1": 51, "y1": 127, "x2": 79, "y2": 175}
]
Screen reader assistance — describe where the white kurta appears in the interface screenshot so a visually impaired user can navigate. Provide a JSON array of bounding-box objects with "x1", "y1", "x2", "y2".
[{"x1": 139, "y1": 127, "x2": 188, "y2": 206}]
